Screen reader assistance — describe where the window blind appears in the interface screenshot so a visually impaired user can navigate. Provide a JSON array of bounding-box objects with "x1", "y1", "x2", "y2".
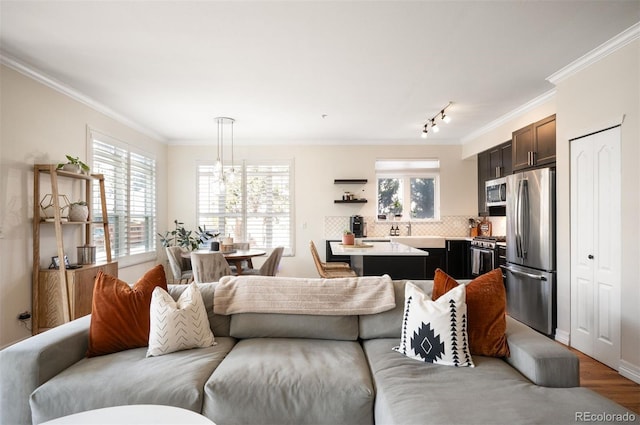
[
  {"x1": 92, "y1": 136, "x2": 156, "y2": 263},
  {"x1": 197, "y1": 160, "x2": 293, "y2": 255}
]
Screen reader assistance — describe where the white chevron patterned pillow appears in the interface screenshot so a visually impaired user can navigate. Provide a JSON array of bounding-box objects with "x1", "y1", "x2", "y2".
[{"x1": 147, "y1": 282, "x2": 215, "y2": 357}]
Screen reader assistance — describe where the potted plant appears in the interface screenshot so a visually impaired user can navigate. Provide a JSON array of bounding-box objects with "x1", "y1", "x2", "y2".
[
  {"x1": 57, "y1": 155, "x2": 90, "y2": 174},
  {"x1": 157, "y1": 220, "x2": 219, "y2": 251},
  {"x1": 342, "y1": 230, "x2": 355, "y2": 246},
  {"x1": 68, "y1": 201, "x2": 89, "y2": 222}
]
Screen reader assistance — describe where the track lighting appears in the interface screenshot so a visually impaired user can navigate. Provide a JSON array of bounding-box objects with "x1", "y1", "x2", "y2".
[
  {"x1": 421, "y1": 124, "x2": 429, "y2": 139},
  {"x1": 421, "y1": 102, "x2": 453, "y2": 138}
]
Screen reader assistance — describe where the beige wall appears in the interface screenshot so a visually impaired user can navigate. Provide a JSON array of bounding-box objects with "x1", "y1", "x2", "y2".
[
  {"x1": 0, "y1": 65, "x2": 168, "y2": 347},
  {"x1": 555, "y1": 40, "x2": 639, "y2": 379},
  {"x1": 464, "y1": 40, "x2": 640, "y2": 380},
  {"x1": 167, "y1": 144, "x2": 478, "y2": 278}
]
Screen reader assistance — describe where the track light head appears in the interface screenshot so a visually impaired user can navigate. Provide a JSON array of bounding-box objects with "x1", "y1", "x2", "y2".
[
  {"x1": 441, "y1": 110, "x2": 451, "y2": 123},
  {"x1": 421, "y1": 125, "x2": 428, "y2": 139},
  {"x1": 431, "y1": 119, "x2": 440, "y2": 133}
]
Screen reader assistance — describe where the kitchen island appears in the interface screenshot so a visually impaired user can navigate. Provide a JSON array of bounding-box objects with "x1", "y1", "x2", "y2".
[{"x1": 329, "y1": 241, "x2": 429, "y2": 280}]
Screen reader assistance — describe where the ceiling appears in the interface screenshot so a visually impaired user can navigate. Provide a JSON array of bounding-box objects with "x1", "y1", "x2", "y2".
[{"x1": 1, "y1": 1, "x2": 638, "y2": 145}]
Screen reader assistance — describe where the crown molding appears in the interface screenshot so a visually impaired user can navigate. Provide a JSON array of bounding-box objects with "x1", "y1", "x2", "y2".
[
  {"x1": 461, "y1": 89, "x2": 556, "y2": 144},
  {"x1": 0, "y1": 52, "x2": 166, "y2": 142},
  {"x1": 547, "y1": 22, "x2": 640, "y2": 85}
]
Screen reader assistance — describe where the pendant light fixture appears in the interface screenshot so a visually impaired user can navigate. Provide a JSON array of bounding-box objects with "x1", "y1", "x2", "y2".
[{"x1": 213, "y1": 117, "x2": 235, "y2": 186}]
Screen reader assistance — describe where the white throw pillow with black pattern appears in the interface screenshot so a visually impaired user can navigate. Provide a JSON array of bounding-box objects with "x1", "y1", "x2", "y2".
[
  {"x1": 394, "y1": 281, "x2": 474, "y2": 367},
  {"x1": 147, "y1": 282, "x2": 215, "y2": 357}
]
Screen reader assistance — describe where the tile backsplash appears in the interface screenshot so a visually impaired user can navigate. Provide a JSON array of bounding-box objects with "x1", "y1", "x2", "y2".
[{"x1": 324, "y1": 215, "x2": 507, "y2": 239}]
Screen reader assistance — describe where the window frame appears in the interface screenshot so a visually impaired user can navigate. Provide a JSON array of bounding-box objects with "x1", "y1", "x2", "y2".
[
  {"x1": 196, "y1": 158, "x2": 295, "y2": 256},
  {"x1": 375, "y1": 159, "x2": 441, "y2": 222},
  {"x1": 88, "y1": 128, "x2": 157, "y2": 267}
]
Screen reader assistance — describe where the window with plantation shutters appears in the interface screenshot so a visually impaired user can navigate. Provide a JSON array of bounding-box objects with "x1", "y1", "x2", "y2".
[
  {"x1": 197, "y1": 160, "x2": 293, "y2": 255},
  {"x1": 91, "y1": 132, "x2": 157, "y2": 265}
]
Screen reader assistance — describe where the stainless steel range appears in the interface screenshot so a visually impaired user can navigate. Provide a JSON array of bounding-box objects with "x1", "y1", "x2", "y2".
[{"x1": 470, "y1": 236, "x2": 504, "y2": 276}]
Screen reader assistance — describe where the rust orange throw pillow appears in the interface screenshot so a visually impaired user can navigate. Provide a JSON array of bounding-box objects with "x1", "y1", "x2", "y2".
[
  {"x1": 87, "y1": 265, "x2": 168, "y2": 357},
  {"x1": 432, "y1": 268, "x2": 510, "y2": 358}
]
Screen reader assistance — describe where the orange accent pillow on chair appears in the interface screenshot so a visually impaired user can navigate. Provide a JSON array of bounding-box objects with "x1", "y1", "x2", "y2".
[
  {"x1": 87, "y1": 265, "x2": 168, "y2": 357},
  {"x1": 432, "y1": 268, "x2": 510, "y2": 358}
]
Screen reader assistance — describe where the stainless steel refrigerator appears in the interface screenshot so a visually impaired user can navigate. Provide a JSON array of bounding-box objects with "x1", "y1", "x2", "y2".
[{"x1": 504, "y1": 167, "x2": 556, "y2": 336}]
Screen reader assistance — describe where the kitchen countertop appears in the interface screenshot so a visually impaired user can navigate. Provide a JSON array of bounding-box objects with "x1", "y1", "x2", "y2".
[{"x1": 330, "y1": 241, "x2": 429, "y2": 256}]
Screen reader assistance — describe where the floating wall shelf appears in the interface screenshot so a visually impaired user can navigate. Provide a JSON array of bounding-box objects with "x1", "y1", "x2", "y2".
[
  {"x1": 334, "y1": 199, "x2": 368, "y2": 204},
  {"x1": 334, "y1": 179, "x2": 368, "y2": 184}
]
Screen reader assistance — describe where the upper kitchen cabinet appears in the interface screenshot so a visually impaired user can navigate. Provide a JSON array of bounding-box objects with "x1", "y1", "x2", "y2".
[
  {"x1": 477, "y1": 140, "x2": 511, "y2": 215},
  {"x1": 512, "y1": 114, "x2": 556, "y2": 171},
  {"x1": 489, "y1": 142, "x2": 512, "y2": 178}
]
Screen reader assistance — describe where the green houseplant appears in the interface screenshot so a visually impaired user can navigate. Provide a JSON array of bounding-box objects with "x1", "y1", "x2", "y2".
[
  {"x1": 57, "y1": 155, "x2": 90, "y2": 174},
  {"x1": 158, "y1": 220, "x2": 219, "y2": 251}
]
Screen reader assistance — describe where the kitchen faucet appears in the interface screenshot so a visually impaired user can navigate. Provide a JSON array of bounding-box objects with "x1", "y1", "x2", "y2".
[{"x1": 406, "y1": 222, "x2": 411, "y2": 236}]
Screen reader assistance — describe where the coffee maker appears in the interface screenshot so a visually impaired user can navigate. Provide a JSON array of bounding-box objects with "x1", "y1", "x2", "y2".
[{"x1": 350, "y1": 215, "x2": 364, "y2": 237}]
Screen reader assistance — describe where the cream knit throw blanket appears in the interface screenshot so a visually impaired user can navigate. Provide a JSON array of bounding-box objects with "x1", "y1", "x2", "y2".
[{"x1": 213, "y1": 274, "x2": 395, "y2": 315}]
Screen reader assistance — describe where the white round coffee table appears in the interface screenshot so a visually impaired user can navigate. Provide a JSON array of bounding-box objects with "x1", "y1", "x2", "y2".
[{"x1": 41, "y1": 405, "x2": 215, "y2": 424}]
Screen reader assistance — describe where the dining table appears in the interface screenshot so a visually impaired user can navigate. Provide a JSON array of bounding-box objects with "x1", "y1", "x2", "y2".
[{"x1": 182, "y1": 249, "x2": 266, "y2": 275}]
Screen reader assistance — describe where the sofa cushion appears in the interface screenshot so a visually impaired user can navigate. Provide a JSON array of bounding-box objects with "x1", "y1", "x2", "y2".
[
  {"x1": 505, "y1": 316, "x2": 579, "y2": 388},
  {"x1": 230, "y1": 313, "x2": 359, "y2": 340},
  {"x1": 147, "y1": 282, "x2": 215, "y2": 357},
  {"x1": 202, "y1": 338, "x2": 374, "y2": 425},
  {"x1": 169, "y1": 283, "x2": 231, "y2": 337},
  {"x1": 432, "y1": 268, "x2": 510, "y2": 357},
  {"x1": 29, "y1": 337, "x2": 236, "y2": 424},
  {"x1": 87, "y1": 265, "x2": 168, "y2": 357},
  {"x1": 362, "y1": 338, "x2": 632, "y2": 425},
  {"x1": 395, "y1": 282, "x2": 473, "y2": 367},
  {"x1": 359, "y1": 280, "x2": 434, "y2": 339}
]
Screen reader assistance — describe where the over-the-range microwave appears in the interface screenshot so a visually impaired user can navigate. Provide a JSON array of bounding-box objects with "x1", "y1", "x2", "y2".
[{"x1": 485, "y1": 176, "x2": 507, "y2": 207}]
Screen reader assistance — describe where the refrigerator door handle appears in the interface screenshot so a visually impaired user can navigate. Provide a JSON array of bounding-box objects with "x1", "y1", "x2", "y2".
[
  {"x1": 501, "y1": 265, "x2": 547, "y2": 281},
  {"x1": 515, "y1": 179, "x2": 523, "y2": 258},
  {"x1": 521, "y1": 179, "x2": 529, "y2": 258}
]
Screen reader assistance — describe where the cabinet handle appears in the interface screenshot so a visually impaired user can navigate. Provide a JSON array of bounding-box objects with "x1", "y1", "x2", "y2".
[
  {"x1": 588, "y1": 254, "x2": 594, "y2": 260},
  {"x1": 495, "y1": 166, "x2": 501, "y2": 178}
]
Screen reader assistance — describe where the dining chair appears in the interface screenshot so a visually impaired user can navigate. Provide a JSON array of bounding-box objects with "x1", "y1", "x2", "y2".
[
  {"x1": 309, "y1": 241, "x2": 357, "y2": 278},
  {"x1": 190, "y1": 251, "x2": 233, "y2": 283},
  {"x1": 230, "y1": 242, "x2": 251, "y2": 272},
  {"x1": 243, "y1": 246, "x2": 284, "y2": 276},
  {"x1": 165, "y1": 246, "x2": 193, "y2": 284}
]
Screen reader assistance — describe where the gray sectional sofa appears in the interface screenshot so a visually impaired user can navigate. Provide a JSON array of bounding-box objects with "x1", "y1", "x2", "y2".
[{"x1": 1, "y1": 279, "x2": 636, "y2": 425}]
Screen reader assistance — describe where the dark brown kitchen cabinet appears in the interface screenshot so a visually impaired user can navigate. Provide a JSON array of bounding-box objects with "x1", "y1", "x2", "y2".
[
  {"x1": 477, "y1": 140, "x2": 511, "y2": 215},
  {"x1": 512, "y1": 114, "x2": 556, "y2": 171},
  {"x1": 445, "y1": 240, "x2": 472, "y2": 279},
  {"x1": 477, "y1": 150, "x2": 491, "y2": 214},
  {"x1": 489, "y1": 142, "x2": 512, "y2": 178},
  {"x1": 419, "y1": 248, "x2": 446, "y2": 279}
]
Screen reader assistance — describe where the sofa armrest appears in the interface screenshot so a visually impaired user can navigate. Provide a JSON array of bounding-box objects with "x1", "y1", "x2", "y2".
[
  {"x1": 0, "y1": 315, "x2": 91, "y2": 425},
  {"x1": 504, "y1": 316, "x2": 579, "y2": 388}
]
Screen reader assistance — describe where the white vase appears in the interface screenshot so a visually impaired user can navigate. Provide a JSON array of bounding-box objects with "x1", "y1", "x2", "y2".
[
  {"x1": 62, "y1": 163, "x2": 82, "y2": 173},
  {"x1": 68, "y1": 204, "x2": 89, "y2": 222}
]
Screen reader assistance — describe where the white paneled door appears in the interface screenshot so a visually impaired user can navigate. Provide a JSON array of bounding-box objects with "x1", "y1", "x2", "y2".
[{"x1": 570, "y1": 126, "x2": 621, "y2": 370}]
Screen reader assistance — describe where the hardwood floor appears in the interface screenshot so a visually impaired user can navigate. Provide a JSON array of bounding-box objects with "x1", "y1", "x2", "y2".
[{"x1": 569, "y1": 347, "x2": 640, "y2": 414}]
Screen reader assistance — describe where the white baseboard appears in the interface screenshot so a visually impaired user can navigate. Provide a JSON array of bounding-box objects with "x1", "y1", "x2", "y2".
[
  {"x1": 554, "y1": 328, "x2": 570, "y2": 346},
  {"x1": 619, "y1": 360, "x2": 640, "y2": 384}
]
